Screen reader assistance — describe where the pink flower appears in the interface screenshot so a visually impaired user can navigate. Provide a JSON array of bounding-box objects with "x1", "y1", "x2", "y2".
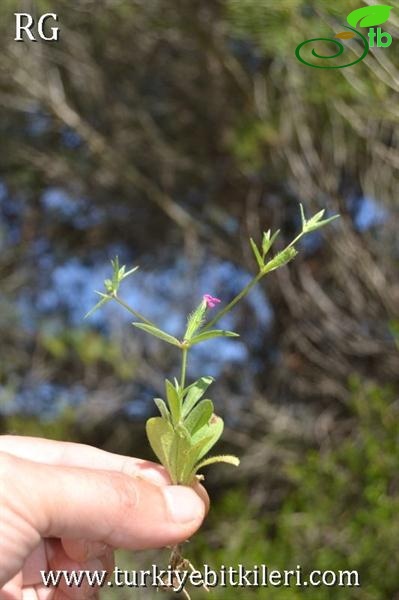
[{"x1": 203, "y1": 294, "x2": 221, "y2": 308}]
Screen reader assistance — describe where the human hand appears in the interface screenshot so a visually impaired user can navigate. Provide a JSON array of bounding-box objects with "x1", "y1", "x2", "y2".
[{"x1": 0, "y1": 435, "x2": 209, "y2": 600}]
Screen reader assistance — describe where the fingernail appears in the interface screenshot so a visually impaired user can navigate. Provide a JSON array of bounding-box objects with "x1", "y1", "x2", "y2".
[
  {"x1": 85, "y1": 542, "x2": 108, "y2": 559},
  {"x1": 163, "y1": 486, "x2": 205, "y2": 524}
]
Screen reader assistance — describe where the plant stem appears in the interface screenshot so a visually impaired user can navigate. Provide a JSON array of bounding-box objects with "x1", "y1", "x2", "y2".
[
  {"x1": 112, "y1": 294, "x2": 156, "y2": 326},
  {"x1": 180, "y1": 347, "x2": 188, "y2": 389},
  {"x1": 203, "y1": 231, "x2": 305, "y2": 331},
  {"x1": 286, "y1": 230, "x2": 304, "y2": 249},
  {"x1": 203, "y1": 271, "x2": 263, "y2": 331}
]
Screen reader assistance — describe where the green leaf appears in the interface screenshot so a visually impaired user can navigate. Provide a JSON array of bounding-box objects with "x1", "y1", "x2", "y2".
[
  {"x1": 177, "y1": 426, "x2": 224, "y2": 484},
  {"x1": 184, "y1": 399, "x2": 214, "y2": 434},
  {"x1": 147, "y1": 412, "x2": 226, "y2": 485},
  {"x1": 132, "y1": 323, "x2": 181, "y2": 347},
  {"x1": 169, "y1": 424, "x2": 195, "y2": 484},
  {"x1": 104, "y1": 278, "x2": 113, "y2": 292},
  {"x1": 264, "y1": 247, "x2": 298, "y2": 272},
  {"x1": 191, "y1": 414, "x2": 224, "y2": 460},
  {"x1": 299, "y1": 204, "x2": 306, "y2": 229},
  {"x1": 262, "y1": 229, "x2": 280, "y2": 258},
  {"x1": 84, "y1": 292, "x2": 111, "y2": 319},
  {"x1": 123, "y1": 266, "x2": 139, "y2": 278},
  {"x1": 305, "y1": 214, "x2": 340, "y2": 233},
  {"x1": 307, "y1": 209, "x2": 325, "y2": 225},
  {"x1": 98, "y1": 258, "x2": 139, "y2": 298},
  {"x1": 194, "y1": 454, "x2": 240, "y2": 474},
  {"x1": 175, "y1": 421, "x2": 190, "y2": 438},
  {"x1": 154, "y1": 398, "x2": 170, "y2": 421},
  {"x1": 111, "y1": 256, "x2": 120, "y2": 288},
  {"x1": 300, "y1": 205, "x2": 340, "y2": 235},
  {"x1": 347, "y1": 5, "x2": 392, "y2": 28},
  {"x1": 189, "y1": 330, "x2": 239, "y2": 346},
  {"x1": 165, "y1": 379, "x2": 181, "y2": 424},
  {"x1": 146, "y1": 417, "x2": 175, "y2": 473},
  {"x1": 182, "y1": 376, "x2": 214, "y2": 417},
  {"x1": 249, "y1": 238, "x2": 264, "y2": 270},
  {"x1": 110, "y1": 256, "x2": 119, "y2": 269}
]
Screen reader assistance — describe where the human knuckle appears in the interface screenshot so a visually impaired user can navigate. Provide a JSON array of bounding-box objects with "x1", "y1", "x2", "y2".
[{"x1": 112, "y1": 473, "x2": 139, "y2": 516}]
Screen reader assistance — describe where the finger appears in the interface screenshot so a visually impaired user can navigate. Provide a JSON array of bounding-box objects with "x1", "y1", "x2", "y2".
[
  {"x1": 0, "y1": 437, "x2": 209, "y2": 578},
  {"x1": 47, "y1": 546, "x2": 106, "y2": 600},
  {"x1": 0, "y1": 437, "x2": 209, "y2": 514},
  {"x1": 60, "y1": 483, "x2": 209, "y2": 562},
  {"x1": 35, "y1": 586, "x2": 54, "y2": 600},
  {"x1": 59, "y1": 541, "x2": 109, "y2": 564},
  {"x1": 21, "y1": 588, "x2": 39, "y2": 600},
  {"x1": 40, "y1": 467, "x2": 206, "y2": 548},
  {"x1": 42, "y1": 540, "x2": 111, "y2": 600},
  {"x1": 0, "y1": 436, "x2": 170, "y2": 486},
  {"x1": 21, "y1": 543, "x2": 47, "y2": 586},
  {"x1": 1, "y1": 453, "x2": 206, "y2": 573},
  {"x1": 60, "y1": 540, "x2": 114, "y2": 576},
  {"x1": 30, "y1": 539, "x2": 105, "y2": 600},
  {"x1": 0, "y1": 571, "x2": 23, "y2": 600},
  {"x1": 191, "y1": 480, "x2": 210, "y2": 515}
]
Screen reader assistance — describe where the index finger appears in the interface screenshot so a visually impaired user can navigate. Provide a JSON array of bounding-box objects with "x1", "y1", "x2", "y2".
[{"x1": 0, "y1": 435, "x2": 170, "y2": 485}]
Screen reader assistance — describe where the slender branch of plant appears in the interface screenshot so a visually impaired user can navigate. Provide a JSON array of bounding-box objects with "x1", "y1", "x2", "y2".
[{"x1": 85, "y1": 204, "x2": 339, "y2": 487}]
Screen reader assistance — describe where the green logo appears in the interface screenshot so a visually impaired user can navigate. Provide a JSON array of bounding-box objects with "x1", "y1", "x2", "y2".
[{"x1": 295, "y1": 5, "x2": 393, "y2": 68}]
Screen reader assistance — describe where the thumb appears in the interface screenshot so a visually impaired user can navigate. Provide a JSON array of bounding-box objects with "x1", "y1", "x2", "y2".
[{"x1": 0, "y1": 451, "x2": 206, "y2": 585}]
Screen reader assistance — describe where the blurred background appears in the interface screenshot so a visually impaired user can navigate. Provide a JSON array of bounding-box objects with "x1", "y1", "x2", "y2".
[{"x1": 0, "y1": 1, "x2": 398, "y2": 598}]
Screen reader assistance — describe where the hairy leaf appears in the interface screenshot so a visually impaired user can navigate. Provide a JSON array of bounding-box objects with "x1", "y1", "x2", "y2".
[
  {"x1": 191, "y1": 414, "x2": 224, "y2": 460},
  {"x1": 184, "y1": 399, "x2": 214, "y2": 434},
  {"x1": 194, "y1": 454, "x2": 240, "y2": 475},
  {"x1": 305, "y1": 214, "x2": 340, "y2": 233},
  {"x1": 154, "y1": 398, "x2": 170, "y2": 421},
  {"x1": 177, "y1": 428, "x2": 223, "y2": 483},
  {"x1": 299, "y1": 204, "x2": 306, "y2": 229},
  {"x1": 165, "y1": 379, "x2": 181, "y2": 424},
  {"x1": 262, "y1": 229, "x2": 280, "y2": 257},
  {"x1": 182, "y1": 376, "x2": 214, "y2": 417},
  {"x1": 189, "y1": 329, "x2": 239, "y2": 346},
  {"x1": 264, "y1": 247, "x2": 298, "y2": 272},
  {"x1": 250, "y1": 238, "x2": 264, "y2": 269},
  {"x1": 146, "y1": 417, "x2": 174, "y2": 473},
  {"x1": 169, "y1": 424, "x2": 194, "y2": 484},
  {"x1": 132, "y1": 323, "x2": 181, "y2": 347}
]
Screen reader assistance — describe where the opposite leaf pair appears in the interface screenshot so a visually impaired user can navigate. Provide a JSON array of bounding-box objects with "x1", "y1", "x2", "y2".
[{"x1": 146, "y1": 376, "x2": 239, "y2": 485}]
